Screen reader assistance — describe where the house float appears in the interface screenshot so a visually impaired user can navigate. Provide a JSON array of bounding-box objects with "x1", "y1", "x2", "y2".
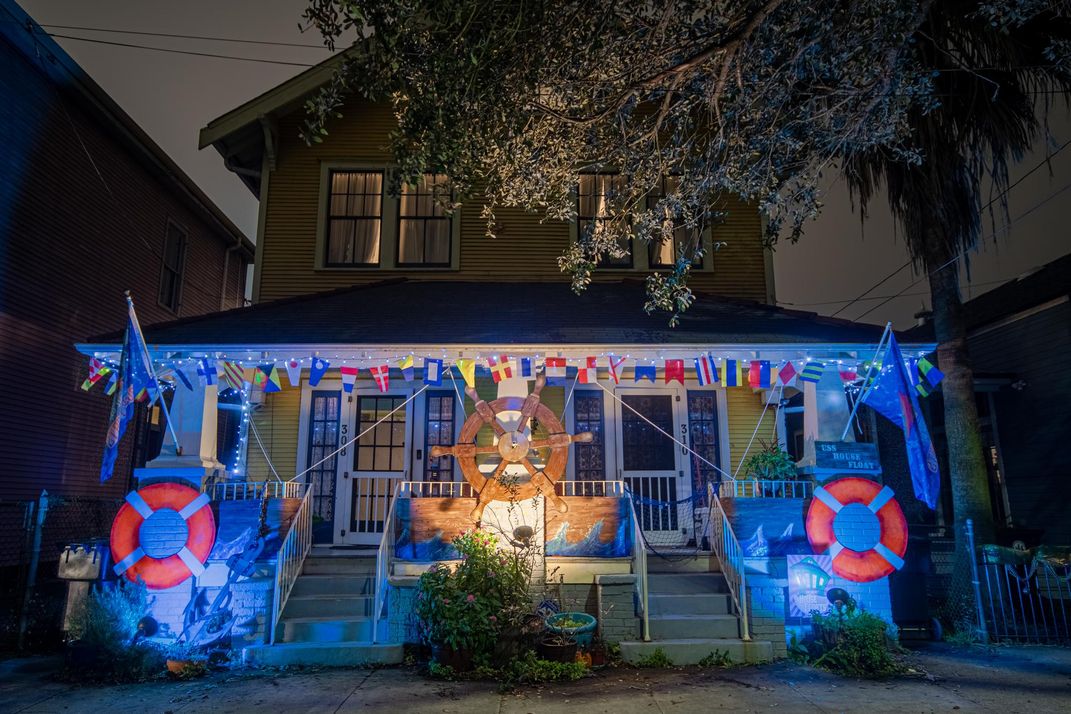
[{"x1": 76, "y1": 57, "x2": 936, "y2": 667}]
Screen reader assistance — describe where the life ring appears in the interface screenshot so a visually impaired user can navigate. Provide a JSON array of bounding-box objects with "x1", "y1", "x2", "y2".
[
  {"x1": 110, "y1": 482, "x2": 216, "y2": 590},
  {"x1": 805, "y1": 477, "x2": 907, "y2": 583}
]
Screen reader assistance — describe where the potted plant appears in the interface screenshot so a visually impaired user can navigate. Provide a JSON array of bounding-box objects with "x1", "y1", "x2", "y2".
[
  {"x1": 588, "y1": 636, "x2": 609, "y2": 667},
  {"x1": 538, "y1": 629, "x2": 578, "y2": 663},
  {"x1": 165, "y1": 640, "x2": 208, "y2": 678},
  {"x1": 545, "y1": 612, "x2": 597, "y2": 649}
]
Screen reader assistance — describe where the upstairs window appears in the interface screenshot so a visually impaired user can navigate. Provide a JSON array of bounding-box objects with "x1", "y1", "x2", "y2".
[
  {"x1": 158, "y1": 220, "x2": 186, "y2": 313},
  {"x1": 326, "y1": 170, "x2": 383, "y2": 266},
  {"x1": 398, "y1": 173, "x2": 452, "y2": 266},
  {"x1": 647, "y1": 176, "x2": 703, "y2": 269},
  {"x1": 578, "y1": 173, "x2": 632, "y2": 268}
]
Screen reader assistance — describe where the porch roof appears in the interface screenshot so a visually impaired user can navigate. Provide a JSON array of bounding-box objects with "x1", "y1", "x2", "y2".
[{"x1": 83, "y1": 280, "x2": 923, "y2": 353}]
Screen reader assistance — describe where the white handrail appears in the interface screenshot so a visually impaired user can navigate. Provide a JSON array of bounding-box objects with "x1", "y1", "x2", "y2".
[
  {"x1": 707, "y1": 482, "x2": 750, "y2": 641},
  {"x1": 627, "y1": 492, "x2": 650, "y2": 641},
  {"x1": 269, "y1": 481, "x2": 313, "y2": 645},
  {"x1": 371, "y1": 479, "x2": 403, "y2": 644},
  {"x1": 719, "y1": 479, "x2": 813, "y2": 500}
]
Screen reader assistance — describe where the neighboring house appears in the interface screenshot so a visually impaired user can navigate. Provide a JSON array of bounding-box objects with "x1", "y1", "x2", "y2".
[
  {"x1": 907, "y1": 253, "x2": 1071, "y2": 545},
  {"x1": 0, "y1": 0, "x2": 252, "y2": 573},
  {"x1": 76, "y1": 56, "x2": 933, "y2": 665}
]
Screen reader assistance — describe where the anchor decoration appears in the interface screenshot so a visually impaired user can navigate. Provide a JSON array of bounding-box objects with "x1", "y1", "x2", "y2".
[{"x1": 429, "y1": 372, "x2": 592, "y2": 522}]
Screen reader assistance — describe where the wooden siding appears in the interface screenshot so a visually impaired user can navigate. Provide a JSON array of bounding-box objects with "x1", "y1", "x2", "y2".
[
  {"x1": 246, "y1": 385, "x2": 302, "y2": 483},
  {"x1": 257, "y1": 99, "x2": 769, "y2": 303},
  {"x1": 0, "y1": 34, "x2": 247, "y2": 517},
  {"x1": 726, "y1": 388, "x2": 778, "y2": 476}
]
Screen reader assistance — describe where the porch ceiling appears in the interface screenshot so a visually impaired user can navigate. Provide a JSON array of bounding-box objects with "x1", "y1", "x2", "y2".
[{"x1": 83, "y1": 279, "x2": 920, "y2": 351}]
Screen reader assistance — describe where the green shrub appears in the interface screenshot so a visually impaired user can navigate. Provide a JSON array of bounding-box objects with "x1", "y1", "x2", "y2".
[
  {"x1": 636, "y1": 647, "x2": 673, "y2": 668},
  {"x1": 807, "y1": 599, "x2": 903, "y2": 678},
  {"x1": 65, "y1": 581, "x2": 164, "y2": 682},
  {"x1": 500, "y1": 652, "x2": 586, "y2": 687},
  {"x1": 697, "y1": 649, "x2": 732, "y2": 667},
  {"x1": 741, "y1": 440, "x2": 798, "y2": 480}
]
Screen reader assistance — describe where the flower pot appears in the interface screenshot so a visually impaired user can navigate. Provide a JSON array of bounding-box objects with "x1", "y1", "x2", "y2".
[
  {"x1": 166, "y1": 659, "x2": 190, "y2": 675},
  {"x1": 538, "y1": 638, "x2": 578, "y2": 663},
  {"x1": 545, "y1": 611, "x2": 597, "y2": 649},
  {"x1": 589, "y1": 644, "x2": 608, "y2": 667},
  {"x1": 431, "y1": 644, "x2": 474, "y2": 672}
]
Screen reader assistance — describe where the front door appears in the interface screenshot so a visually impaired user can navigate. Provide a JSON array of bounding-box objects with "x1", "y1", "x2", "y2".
[
  {"x1": 338, "y1": 393, "x2": 412, "y2": 545},
  {"x1": 614, "y1": 388, "x2": 690, "y2": 547}
]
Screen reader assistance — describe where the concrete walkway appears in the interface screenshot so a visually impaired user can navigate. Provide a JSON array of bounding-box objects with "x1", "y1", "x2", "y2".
[{"x1": 2, "y1": 643, "x2": 1069, "y2": 713}]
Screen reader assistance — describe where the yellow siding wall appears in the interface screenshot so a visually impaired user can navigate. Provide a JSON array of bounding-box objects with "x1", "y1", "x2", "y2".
[
  {"x1": 257, "y1": 99, "x2": 769, "y2": 303},
  {"x1": 726, "y1": 388, "x2": 778, "y2": 476},
  {"x1": 246, "y1": 385, "x2": 302, "y2": 483}
]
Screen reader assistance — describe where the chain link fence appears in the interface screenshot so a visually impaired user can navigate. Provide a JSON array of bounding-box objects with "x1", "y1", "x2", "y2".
[{"x1": 0, "y1": 493, "x2": 123, "y2": 651}]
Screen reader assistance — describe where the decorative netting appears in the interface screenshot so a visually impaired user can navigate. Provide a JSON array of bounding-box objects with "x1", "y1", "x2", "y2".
[{"x1": 627, "y1": 486, "x2": 714, "y2": 560}]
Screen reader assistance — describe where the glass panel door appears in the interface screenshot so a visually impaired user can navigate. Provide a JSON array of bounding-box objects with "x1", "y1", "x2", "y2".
[
  {"x1": 422, "y1": 391, "x2": 457, "y2": 482},
  {"x1": 306, "y1": 390, "x2": 341, "y2": 543},
  {"x1": 346, "y1": 394, "x2": 410, "y2": 544},
  {"x1": 686, "y1": 391, "x2": 721, "y2": 506}
]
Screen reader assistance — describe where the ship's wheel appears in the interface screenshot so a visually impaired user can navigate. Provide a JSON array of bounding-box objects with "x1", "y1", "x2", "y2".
[{"x1": 429, "y1": 372, "x2": 592, "y2": 522}]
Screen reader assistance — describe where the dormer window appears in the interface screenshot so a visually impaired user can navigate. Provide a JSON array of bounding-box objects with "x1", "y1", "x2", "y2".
[
  {"x1": 325, "y1": 170, "x2": 383, "y2": 267},
  {"x1": 646, "y1": 176, "x2": 703, "y2": 269},
  {"x1": 578, "y1": 173, "x2": 632, "y2": 268},
  {"x1": 398, "y1": 173, "x2": 452, "y2": 266}
]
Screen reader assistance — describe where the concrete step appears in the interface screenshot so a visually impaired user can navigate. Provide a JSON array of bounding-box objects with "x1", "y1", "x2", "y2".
[
  {"x1": 648, "y1": 592, "x2": 731, "y2": 616},
  {"x1": 277, "y1": 615, "x2": 373, "y2": 643},
  {"x1": 242, "y1": 641, "x2": 402, "y2": 667},
  {"x1": 647, "y1": 572, "x2": 729, "y2": 595},
  {"x1": 290, "y1": 574, "x2": 374, "y2": 598},
  {"x1": 646, "y1": 555, "x2": 721, "y2": 574},
  {"x1": 283, "y1": 594, "x2": 373, "y2": 619},
  {"x1": 620, "y1": 638, "x2": 773, "y2": 666},
  {"x1": 302, "y1": 557, "x2": 377, "y2": 576},
  {"x1": 648, "y1": 614, "x2": 740, "y2": 640}
]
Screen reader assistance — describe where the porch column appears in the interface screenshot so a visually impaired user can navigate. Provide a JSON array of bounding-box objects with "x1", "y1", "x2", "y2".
[
  {"x1": 140, "y1": 380, "x2": 224, "y2": 485},
  {"x1": 800, "y1": 367, "x2": 855, "y2": 466}
]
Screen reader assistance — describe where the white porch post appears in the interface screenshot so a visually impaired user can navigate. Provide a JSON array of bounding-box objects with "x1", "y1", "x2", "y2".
[
  {"x1": 800, "y1": 367, "x2": 855, "y2": 467},
  {"x1": 139, "y1": 380, "x2": 224, "y2": 486}
]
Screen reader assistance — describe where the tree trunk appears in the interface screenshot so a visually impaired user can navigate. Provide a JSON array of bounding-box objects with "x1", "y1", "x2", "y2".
[{"x1": 924, "y1": 234, "x2": 994, "y2": 628}]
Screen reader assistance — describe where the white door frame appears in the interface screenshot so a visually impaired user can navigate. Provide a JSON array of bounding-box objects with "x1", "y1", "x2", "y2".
[{"x1": 411, "y1": 386, "x2": 464, "y2": 483}]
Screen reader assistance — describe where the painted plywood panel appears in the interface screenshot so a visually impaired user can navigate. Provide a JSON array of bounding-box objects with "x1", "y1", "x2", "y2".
[{"x1": 544, "y1": 496, "x2": 633, "y2": 557}]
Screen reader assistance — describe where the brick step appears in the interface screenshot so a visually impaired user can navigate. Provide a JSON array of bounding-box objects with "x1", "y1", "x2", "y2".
[
  {"x1": 620, "y1": 638, "x2": 773, "y2": 666},
  {"x1": 648, "y1": 614, "x2": 740, "y2": 640},
  {"x1": 290, "y1": 574, "x2": 374, "y2": 598},
  {"x1": 283, "y1": 593, "x2": 373, "y2": 619},
  {"x1": 242, "y1": 641, "x2": 402, "y2": 667},
  {"x1": 646, "y1": 555, "x2": 721, "y2": 574},
  {"x1": 276, "y1": 615, "x2": 374, "y2": 643},
  {"x1": 647, "y1": 572, "x2": 729, "y2": 595},
  {"x1": 648, "y1": 592, "x2": 732, "y2": 616}
]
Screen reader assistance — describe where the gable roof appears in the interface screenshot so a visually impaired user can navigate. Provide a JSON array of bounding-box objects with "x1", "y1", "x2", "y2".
[
  {"x1": 0, "y1": 0, "x2": 254, "y2": 258},
  {"x1": 83, "y1": 279, "x2": 921, "y2": 350},
  {"x1": 905, "y1": 252, "x2": 1071, "y2": 341}
]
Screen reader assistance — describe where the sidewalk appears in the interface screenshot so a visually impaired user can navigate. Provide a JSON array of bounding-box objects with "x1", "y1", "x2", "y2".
[{"x1": 2, "y1": 643, "x2": 1069, "y2": 713}]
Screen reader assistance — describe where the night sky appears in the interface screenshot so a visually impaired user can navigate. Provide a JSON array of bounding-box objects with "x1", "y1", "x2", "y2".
[{"x1": 22, "y1": 0, "x2": 1071, "y2": 329}]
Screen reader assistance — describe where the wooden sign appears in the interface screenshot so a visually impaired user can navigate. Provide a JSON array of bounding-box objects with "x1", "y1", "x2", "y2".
[{"x1": 814, "y1": 441, "x2": 880, "y2": 472}]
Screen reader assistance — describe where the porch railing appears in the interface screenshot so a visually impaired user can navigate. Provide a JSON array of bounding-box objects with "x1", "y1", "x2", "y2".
[
  {"x1": 208, "y1": 480, "x2": 304, "y2": 501},
  {"x1": 269, "y1": 480, "x2": 313, "y2": 645},
  {"x1": 719, "y1": 479, "x2": 813, "y2": 500},
  {"x1": 372, "y1": 479, "x2": 406, "y2": 644},
  {"x1": 555, "y1": 480, "x2": 626, "y2": 498},
  {"x1": 399, "y1": 480, "x2": 476, "y2": 499},
  {"x1": 707, "y1": 482, "x2": 750, "y2": 641},
  {"x1": 627, "y1": 487, "x2": 650, "y2": 641}
]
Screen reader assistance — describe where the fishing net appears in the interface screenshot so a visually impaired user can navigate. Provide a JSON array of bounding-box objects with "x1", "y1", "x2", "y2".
[{"x1": 627, "y1": 485, "x2": 716, "y2": 560}]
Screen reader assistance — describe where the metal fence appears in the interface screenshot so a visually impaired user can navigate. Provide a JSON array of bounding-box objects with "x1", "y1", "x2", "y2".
[{"x1": 976, "y1": 541, "x2": 1071, "y2": 644}]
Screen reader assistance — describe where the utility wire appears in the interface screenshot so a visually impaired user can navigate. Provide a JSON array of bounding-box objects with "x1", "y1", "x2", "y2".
[
  {"x1": 45, "y1": 32, "x2": 319, "y2": 67},
  {"x1": 38, "y1": 24, "x2": 330, "y2": 49},
  {"x1": 780, "y1": 277, "x2": 1013, "y2": 308},
  {"x1": 829, "y1": 137, "x2": 1071, "y2": 319}
]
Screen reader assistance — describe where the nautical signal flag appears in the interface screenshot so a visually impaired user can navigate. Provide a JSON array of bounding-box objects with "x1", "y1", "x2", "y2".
[
  {"x1": 916, "y1": 357, "x2": 944, "y2": 397},
  {"x1": 198, "y1": 358, "x2": 217, "y2": 386},
  {"x1": 799, "y1": 361, "x2": 825, "y2": 383},
  {"x1": 695, "y1": 353, "x2": 718, "y2": 386},
  {"x1": 220, "y1": 361, "x2": 244, "y2": 391},
  {"x1": 723, "y1": 359, "x2": 743, "y2": 387},
  {"x1": 455, "y1": 358, "x2": 476, "y2": 388},
  {"x1": 261, "y1": 364, "x2": 282, "y2": 393},
  {"x1": 778, "y1": 361, "x2": 797, "y2": 386},
  {"x1": 608, "y1": 355, "x2": 626, "y2": 384},
  {"x1": 838, "y1": 364, "x2": 859, "y2": 382},
  {"x1": 340, "y1": 365, "x2": 359, "y2": 393},
  {"x1": 665, "y1": 359, "x2": 684, "y2": 385},
  {"x1": 398, "y1": 355, "x2": 415, "y2": 382},
  {"x1": 520, "y1": 357, "x2": 533, "y2": 379},
  {"x1": 424, "y1": 358, "x2": 443, "y2": 386},
  {"x1": 243, "y1": 365, "x2": 259, "y2": 387},
  {"x1": 370, "y1": 364, "x2": 390, "y2": 392},
  {"x1": 309, "y1": 357, "x2": 330, "y2": 386},
  {"x1": 488, "y1": 354, "x2": 513, "y2": 383},
  {"x1": 285, "y1": 359, "x2": 302, "y2": 387},
  {"x1": 544, "y1": 357, "x2": 566, "y2": 379},
  {"x1": 748, "y1": 360, "x2": 771, "y2": 389},
  {"x1": 579, "y1": 356, "x2": 597, "y2": 384},
  {"x1": 104, "y1": 371, "x2": 118, "y2": 395},
  {"x1": 81, "y1": 357, "x2": 112, "y2": 391},
  {"x1": 170, "y1": 362, "x2": 193, "y2": 391},
  {"x1": 635, "y1": 364, "x2": 657, "y2": 382}
]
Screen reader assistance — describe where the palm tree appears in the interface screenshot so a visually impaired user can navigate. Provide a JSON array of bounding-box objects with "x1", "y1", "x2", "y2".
[{"x1": 842, "y1": 2, "x2": 1071, "y2": 626}]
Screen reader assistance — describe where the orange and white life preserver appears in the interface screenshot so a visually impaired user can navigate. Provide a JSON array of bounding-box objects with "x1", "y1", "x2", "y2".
[
  {"x1": 110, "y1": 482, "x2": 216, "y2": 590},
  {"x1": 805, "y1": 477, "x2": 907, "y2": 583}
]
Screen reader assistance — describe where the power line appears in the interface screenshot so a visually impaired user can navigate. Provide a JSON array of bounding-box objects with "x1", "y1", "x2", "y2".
[
  {"x1": 38, "y1": 24, "x2": 331, "y2": 50},
  {"x1": 829, "y1": 137, "x2": 1071, "y2": 319},
  {"x1": 780, "y1": 277, "x2": 1013, "y2": 307},
  {"x1": 45, "y1": 32, "x2": 318, "y2": 67}
]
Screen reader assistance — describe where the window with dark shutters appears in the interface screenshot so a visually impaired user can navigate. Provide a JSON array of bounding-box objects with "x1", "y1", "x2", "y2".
[{"x1": 159, "y1": 220, "x2": 187, "y2": 313}]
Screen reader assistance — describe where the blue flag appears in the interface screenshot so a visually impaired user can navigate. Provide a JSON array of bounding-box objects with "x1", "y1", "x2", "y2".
[
  {"x1": 101, "y1": 306, "x2": 156, "y2": 482},
  {"x1": 861, "y1": 335, "x2": 940, "y2": 509}
]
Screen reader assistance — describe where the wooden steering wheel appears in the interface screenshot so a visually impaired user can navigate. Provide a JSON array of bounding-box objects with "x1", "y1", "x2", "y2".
[{"x1": 429, "y1": 372, "x2": 593, "y2": 522}]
